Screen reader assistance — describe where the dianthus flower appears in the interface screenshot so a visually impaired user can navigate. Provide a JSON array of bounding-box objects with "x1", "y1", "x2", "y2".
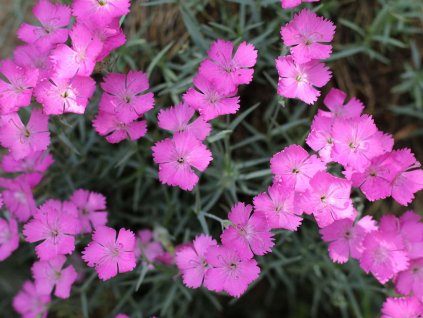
[
  {"x1": 175, "y1": 234, "x2": 217, "y2": 288},
  {"x1": 23, "y1": 200, "x2": 80, "y2": 260},
  {"x1": 82, "y1": 226, "x2": 136, "y2": 281},
  {"x1": 306, "y1": 111, "x2": 334, "y2": 162},
  {"x1": 135, "y1": 229, "x2": 165, "y2": 266},
  {"x1": 221, "y1": 202, "x2": 274, "y2": 259},
  {"x1": 32, "y1": 255, "x2": 77, "y2": 299},
  {"x1": 381, "y1": 296, "x2": 423, "y2": 318},
  {"x1": 395, "y1": 258, "x2": 423, "y2": 299},
  {"x1": 70, "y1": 189, "x2": 108, "y2": 234},
  {"x1": 158, "y1": 103, "x2": 211, "y2": 141},
  {"x1": 276, "y1": 56, "x2": 331, "y2": 105},
  {"x1": 0, "y1": 218, "x2": 19, "y2": 261},
  {"x1": 72, "y1": 0, "x2": 130, "y2": 27},
  {"x1": 1, "y1": 150, "x2": 54, "y2": 175},
  {"x1": 204, "y1": 245, "x2": 260, "y2": 298},
  {"x1": 321, "y1": 88, "x2": 364, "y2": 119},
  {"x1": 270, "y1": 144, "x2": 326, "y2": 192},
  {"x1": 281, "y1": 9, "x2": 335, "y2": 64},
  {"x1": 14, "y1": 44, "x2": 53, "y2": 81},
  {"x1": 152, "y1": 132, "x2": 212, "y2": 191},
  {"x1": 13, "y1": 281, "x2": 51, "y2": 318},
  {"x1": 281, "y1": 0, "x2": 319, "y2": 9}
]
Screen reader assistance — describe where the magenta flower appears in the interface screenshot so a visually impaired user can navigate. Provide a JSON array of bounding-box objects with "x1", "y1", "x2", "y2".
[
  {"x1": 204, "y1": 245, "x2": 260, "y2": 298},
  {"x1": 183, "y1": 74, "x2": 240, "y2": 121},
  {"x1": 157, "y1": 103, "x2": 211, "y2": 141},
  {"x1": 72, "y1": 0, "x2": 130, "y2": 27},
  {"x1": 136, "y1": 229, "x2": 165, "y2": 267},
  {"x1": 34, "y1": 76, "x2": 96, "y2": 115},
  {"x1": 152, "y1": 132, "x2": 212, "y2": 191},
  {"x1": 221, "y1": 202, "x2": 274, "y2": 259},
  {"x1": 82, "y1": 226, "x2": 136, "y2": 281},
  {"x1": 70, "y1": 189, "x2": 108, "y2": 234},
  {"x1": 99, "y1": 71, "x2": 154, "y2": 123},
  {"x1": 93, "y1": 111, "x2": 147, "y2": 143},
  {"x1": 0, "y1": 218, "x2": 19, "y2": 261},
  {"x1": 381, "y1": 296, "x2": 423, "y2": 318},
  {"x1": 50, "y1": 24, "x2": 103, "y2": 79},
  {"x1": 281, "y1": 9, "x2": 335, "y2": 64},
  {"x1": 281, "y1": 0, "x2": 319, "y2": 9},
  {"x1": 175, "y1": 234, "x2": 217, "y2": 288},
  {"x1": 270, "y1": 144, "x2": 326, "y2": 192},
  {"x1": 13, "y1": 281, "x2": 51, "y2": 318},
  {"x1": 199, "y1": 40, "x2": 257, "y2": 90},
  {"x1": 395, "y1": 259, "x2": 423, "y2": 299},
  {"x1": 14, "y1": 44, "x2": 54, "y2": 81},
  {"x1": 0, "y1": 60, "x2": 39, "y2": 114},
  {"x1": 1, "y1": 151, "x2": 54, "y2": 174},
  {"x1": 17, "y1": 0, "x2": 71, "y2": 47},
  {"x1": 298, "y1": 171, "x2": 354, "y2": 228},
  {"x1": 253, "y1": 183, "x2": 302, "y2": 231},
  {"x1": 0, "y1": 109, "x2": 50, "y2": 160},
  {"x1": 276, "y1": 56, "x2": 331, "y2": 105},
  {"x1": 320, "y1": 216, "x2": 377, "y2": 263},
  {"x1": 360, "y1": 229, "x2": 409, "y2": 284},
  {"x1": 23, "y1": 200, "x2": 80, "y2": 260},
  {"x1": 321, "y1": 88, "x2": 364, "y2": 119},
  {"x1": 32, "y1": 255, "x2": 77, "y2": 299},
  {"x1": 306, "y1": 111, "x2": 334, "y2": 162}
]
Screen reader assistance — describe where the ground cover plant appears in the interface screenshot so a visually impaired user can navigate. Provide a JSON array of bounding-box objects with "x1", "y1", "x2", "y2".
[{"x1": 0, "y1": 0, "x2": 423, "y2": 317}]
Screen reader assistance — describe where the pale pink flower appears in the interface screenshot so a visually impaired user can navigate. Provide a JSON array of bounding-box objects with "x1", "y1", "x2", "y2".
[
  {"x1": 157, "y1": 103, "x2": 211, "y2": 141},
  {"x1": 72, "y1": 0, "x2": 130, "y2": 27},
  {"x1": 0, "y1": 60, "x2": 39, "y2": 114},
  {"x1": 152, "y1": 132, "x2": 212, "y2": 191},
  {"x1": 0, "y1": 109, "x2": 50, "y2": 160},
  {"x1": 396, "y1": 258, "x2": 423, "y2": 299},
  {"x1": 0, "y1": 218, "x2": 19, "y2": 261},
  {"x1": 23, "y1": 200, "x2": 80, "y2": 260},
  {"x1": 17, "y1": 0, "x2": 71, "y2": 47},
  {"x1": 306, "y1": 111, "x2": 334, "y2": 162},
  {"x1": 320, "y1": 216, "x2": 377, "y2": 263},
  {"x1": 281, "y1": 9, "x2": 335, "y2": 64},
  {"x1": 270, "y1": 144, "x2": 326, "y2": 192},
  {"x1": 253, "y1": 183, "x2": 302, "y2": 231},
  {"x1": 199, "y1": 40, "x2": 257, "y2": 90},
  {"x1": 221, "y1": 202, "x2": 274, "y2": 259},
  {"x1": 204, "y1": 245, "x2": 260, "y2": 298},
  {"x1": 1, "y1": 151, "x2": 54, "y2": 174},
  {"x1": 32, "y1": 255, "x2": 77, "y2": 299},
  {"x1": 321, "y1": 88, "x2": 364, "y2": 119},
  {"x1": 175, "y1": 234, "x2": 217, "y2": 288},
  {"x1": 276, "y1": 56, "x2": 331, "y2": 105},
  {"x1": 82, "y1": 226, "x2": 136, "y2": 281},
  {"x1": 381, "y1": 296, "x2": 423, "y2": 318},
  {"x1": 298, "y1": 171, "x2": 354, "y2": 228},
  {"x1": 183, "y1": 74, "x2": 240, "y2": 121},
  {"x1": 34, "y1": 75, "x2": 96, "y2": 115},
  {"x1": 13, "y1": 281, "x2": 50, "y2": 318},
  {"x1": 70, "y1": 189, "x2": 108, "y2": 233},
  {"x1": 99, "y1": 71, "x2": 154, "y2": 123},
  {"x1": 281, "y1": 0, "x2": 319, "y2": 9}
]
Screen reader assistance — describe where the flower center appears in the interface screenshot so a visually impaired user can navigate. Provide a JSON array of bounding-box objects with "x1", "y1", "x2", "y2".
[
  {"x1": 344, "y1": 230, "x2": 352, "y2": 239},
  {"x1": 98, "y1": 0, "x2": 107, "y2": 5},
  {"x1": 177, "y1": 157, "x2": 185, "y2": 164},
  {"x1": 229, "y1": 262, "x2": 237, "y2": 270},
  {"x1": 24, "y1": 128, "x2": 31, "y2": 138},
  {"x1": 292, "y1": 167, "x2": 300, "y2": 174},
  {"x1": 50, "y1": 228, "x2": 59, "y2": 238},
  {"x1": 373, "y1": 247, "x2": 388, "y2": 263},
  {"x1": 124, "y1": 96, "x2": 132, "y2": 103},
  {"x1": 82, "y1": 208, "x2": 89, "y2": 216}
]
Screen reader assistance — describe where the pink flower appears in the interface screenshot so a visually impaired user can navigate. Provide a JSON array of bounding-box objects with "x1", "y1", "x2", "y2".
[
  {"x1": 321, "y1": 88, "x2": 364, "y2": 119},
  {"x1": 381, "y1": 296, "x2": 423, "y2": 318},
  {"x1": 204, "y1": 245, "x2": 260, "y2": 297},
  {"x1": 183, "y1": 74, "x2": 240, "y2": 121},
  {"x1": 14, "y1": 44, "x2": 53, "y2": 81},
  {"x1": 32, "y1": 255, "x2": 77, "y2": 299},
  {"x1": 152, "y1": 132, "x2": 212, "y2": 191},
  {"x1": 276, "y1": 56, "x2": 331, "y2": 105},
  {"x1": 17, "y1": 0, "x2": 71, "y2": 47},
  {"x1": 136, "y1": 229, "x2": 165, "y2": 266},
  {"x1": 199, "y1": 40, "x2": 257, "y2": 90},
  {"x1": 70, "y1": 189, "x2": 108, "y2": 234},
  {"x1": 320, "y1": 216, "x2": 377, "y2": 263},
  {"x1": 72, "y1": 0, "x2": 130, "y2": 27},
  {"x1": 175, "y1": 234, "x2": 217, "y2": 288},
  {"x1": 50, "y1": 24, "x2": 103, "y2": 79},
  {"x1": 1, "y1": 151, "x2": 54, "y2": 174},
  {"x1": 99, "y1": 71, "x2": 154, "y2": 123},
  {"x1": 270, "y1": 144, "x2": 326, "y2": 192},
  {"x1": 281, "y1": 0, "x2": 319, "y2": 9},
  {"x1": 0, "y1": 109, "x2": 50, "y2": 160},
  {"x1": 298, "y1": 171, "x2": 354, "y2": 228},
  {"x1": 281, "y1": 9, "x2": 335, "y2": 64},
  {"x1": 13, "y1": 281, "x2": 51, "y2": 318},
  {"x1": 82, "y1": 226, "x2": 136, "y2": 281},
  {"x1": 306, "y1": 111, "x2": 334, "y2": 162},
  {"x1": 396, "y1": 259, "x2": 423, "y2": 299},
  {"x1": 23, "y1": 200, "x2": 80, "y2": 260},
  {"x1": 34, "y1": 75, "x2": 96, "y2": 115},
  {"x1": 332, "y1": 115, "x2": 385, "y2": 172},
  {"x1": 221, "y1": 202, "x2": 274, "y2": 259},
  {"x1": 157, "y1": 103, "x2": 211, "y2": 141},
  {"x1": 0, "y1": 60, "x2": 39, "y2": 114},
  {"x1": 390, "y1": 149, "x2": 423, "y2": 206},
  {"x1": 92, "y1": 111, "x2": 147, "y2": 143},
  {"x1": 253, "y1": 183, "x2": 302, "y2": 231},
  {"x1": 116, "y1": 315, "x2": 130, "y2": 318},
  {"x1": 360, "y1": 227, "x2": 409, "y2": 284},
  {"x1": 0, "y1": 218, "x2": 19, "y2": 261}
]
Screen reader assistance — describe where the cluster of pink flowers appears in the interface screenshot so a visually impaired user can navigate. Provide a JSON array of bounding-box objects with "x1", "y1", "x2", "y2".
[{"x1": 153, "y1": 39, "x2": 258, "y2": 191}]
